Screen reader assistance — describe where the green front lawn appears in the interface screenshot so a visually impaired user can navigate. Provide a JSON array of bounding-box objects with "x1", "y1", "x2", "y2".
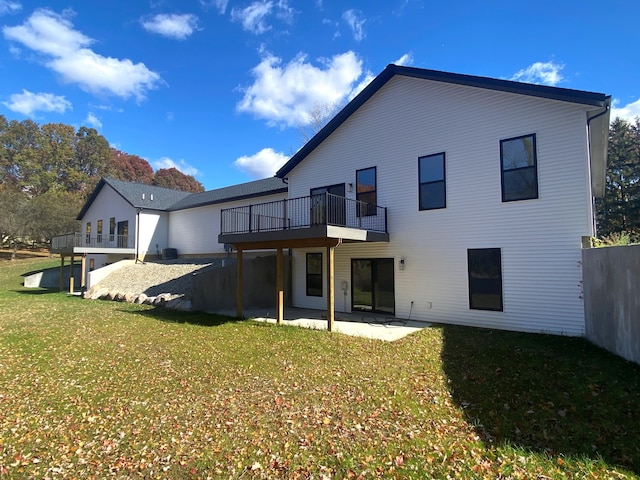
[{"x1": 1, "y1": 258, "x2": 639, "y2": 478}]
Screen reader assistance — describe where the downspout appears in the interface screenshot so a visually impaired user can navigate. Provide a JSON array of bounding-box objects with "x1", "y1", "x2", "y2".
[
  {"x1": 135, "y1": 208, "x2": 143, "y2": 264},
  {"x1": 586, "y1": 104, "x2": 610, "y2": 236}
]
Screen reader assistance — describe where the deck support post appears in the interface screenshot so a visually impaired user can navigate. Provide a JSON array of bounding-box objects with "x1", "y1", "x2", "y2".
[
  {"x1": 236, "y1": 247, "x2": 243, "y2": 318},
  {"x1": 69, "y1": 254, "x2": 75, "y2": 294},
  {"x1": 276, "y1": 247, "x2": 284, "y2": 325},
  {"x1": 326, "y1": 245, "x2": 335, "y2": 332},
  {"x1": 59, "y1": 255, "x2": 64, "y2": 292},
  {"x1": 80, "y1": 255, "x2": 86, "y2": 291}
]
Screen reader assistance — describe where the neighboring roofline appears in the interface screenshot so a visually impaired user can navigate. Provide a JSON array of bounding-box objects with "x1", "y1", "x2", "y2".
[
  {"x1": 276, "y1": 64, "x2": 611, "y2": 178},
  {"x1": 76, "y1": 177, "x2": 189, "y2": 220},
  {"x1": 167, "y1": 186, "x2": 288, "y2": 211}
]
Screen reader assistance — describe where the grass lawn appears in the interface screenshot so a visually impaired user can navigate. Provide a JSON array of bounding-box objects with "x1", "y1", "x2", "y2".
[{"x1": 1, "y1": 258, "x2": 640, "y2": 478}]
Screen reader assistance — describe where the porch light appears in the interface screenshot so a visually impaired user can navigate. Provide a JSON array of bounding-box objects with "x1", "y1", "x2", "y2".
[{"x1": 399, "y1": 258, "x2": 406, "y2": 270}]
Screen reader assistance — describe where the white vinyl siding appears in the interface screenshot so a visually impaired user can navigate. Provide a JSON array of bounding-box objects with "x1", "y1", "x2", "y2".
[
  {"x1": 287, "y1": 76, "x2": 595, "y2": 335},
  {"x1": 168, "y1": 192, "x2": 287, "y2": 256}
]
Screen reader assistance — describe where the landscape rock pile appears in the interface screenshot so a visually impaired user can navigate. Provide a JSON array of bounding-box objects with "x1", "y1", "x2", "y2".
[{"x1": 83, "y1": 258, "x2": 233, "y2": 311}]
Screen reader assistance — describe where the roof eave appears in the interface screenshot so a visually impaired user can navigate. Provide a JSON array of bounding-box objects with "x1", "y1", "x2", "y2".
[{"x1": 588, "y1": 98, "x2": 612, "y2": 198}]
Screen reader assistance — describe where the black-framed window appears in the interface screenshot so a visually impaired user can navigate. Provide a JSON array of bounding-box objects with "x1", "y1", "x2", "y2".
[
  {"x1": 85, "y1": 222, "x2": 91, "y2": 244},
  {"x1": 419, "y1": 152, "x2": 446, "y2": 210},
  {"x1": 306, "y1": 253, "x2": 323, "y2": 297},
  {"x1": 468, "y1": 248, "x2": 503, "y2": 311},
  {"x1": 109, "y1": 217, "x2": 115, "y2": 242},
  {"x1": 97, "y1": 219, "x2": 103, "y2": 243},
  {"x1": 356, "y1": 167, "x2": 377, "y2": 216},
  {"x1": 500, "y1": 133, "x2": 538, "y2": 202}
]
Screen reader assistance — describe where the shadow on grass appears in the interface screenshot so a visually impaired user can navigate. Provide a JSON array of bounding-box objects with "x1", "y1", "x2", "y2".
[
  {"x1": 124, "y1": 305, "x2": 245, "y2": 328},
  {"x1": 441, "y1": 325, "x2": 640, "y2": 474},
  {"x1": 12, "y1": 288, "x2": 64, "y2": 296}
]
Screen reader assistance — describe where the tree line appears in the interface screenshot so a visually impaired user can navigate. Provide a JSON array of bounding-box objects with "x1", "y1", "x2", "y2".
[
  {"x1": 0, "y1": 114, "x2": 204, "y2": 256},
  {"x1": 596, "y1": 117, "x2": 640, "y2": 242}
]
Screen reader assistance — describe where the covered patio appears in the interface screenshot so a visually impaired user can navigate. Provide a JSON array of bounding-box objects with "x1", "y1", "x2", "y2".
[{"x1": 219, "y1": 306, "x2": 430, "y2": 342}]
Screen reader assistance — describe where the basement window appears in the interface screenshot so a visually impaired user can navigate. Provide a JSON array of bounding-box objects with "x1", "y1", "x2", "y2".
[
  {"x1": 306, "y1": 252, "x2": 323, "y2": 297},
  {"x1": 468, "y1": 248, "x2": 503, "y2": 311}
]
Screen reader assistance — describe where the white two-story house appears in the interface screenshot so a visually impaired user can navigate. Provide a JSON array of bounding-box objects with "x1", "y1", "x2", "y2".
[{"x1": 219, "y1": 64, "x2": 610, "y2": 336}]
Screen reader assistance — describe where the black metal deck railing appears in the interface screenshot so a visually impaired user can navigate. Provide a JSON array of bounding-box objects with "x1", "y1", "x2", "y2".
[
  {"x1": 51, "y1": 233, "x2": 136, "y2": 251},
  {"x1": 220, "y1": 193, "x2": 387, "y2": 235}
]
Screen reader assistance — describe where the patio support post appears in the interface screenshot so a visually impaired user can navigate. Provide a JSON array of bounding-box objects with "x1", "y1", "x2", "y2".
[
  {"x1": 326, "y1": 245, "x2": 335, "y2": 332},
  {"x1": 80, "y1": 255, "x2": 86, "y2": 290},
  {"x1": 236, "y1": 247, "x2": 243, "y2": 318},
  {"x1": 276, "y1": 247, "x2": 283, "y2": 325},
  {"x1": 69, "y1": 254, "x2": 75, "y2": 294},
  {"x1": 59, "y1": 255, "x2": 64, "y2": 291}
]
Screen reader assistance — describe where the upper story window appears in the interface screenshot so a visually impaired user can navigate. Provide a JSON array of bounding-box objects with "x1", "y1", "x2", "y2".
[
  {"x1": 109, "y1": 217, "x2": 116, "y2": 242},
  {"x1": 356, "y1": 167, "x2": 377, "y2": 216},
  {"x1": 500, "y1": 133, "x2": 538, "y2": 202},
  {"x1": 419, "y1": 152, "x2": 446, "y2": 210},
  {"x1": 97, "y1": 220, "x2": 103, "y2": 243},
  {"x1": 85, "y1": 222, "x2": 91, "y2": 244}
]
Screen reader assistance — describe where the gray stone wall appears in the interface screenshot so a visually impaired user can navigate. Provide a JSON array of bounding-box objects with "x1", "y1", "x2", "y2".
[
  {"x1": 23, "y1": 264, "x2": 82, "y2": 290},
  {"x1": 583, "y1": 244, "x2": 640, "y2": 365},
  {"x1": 192, "y1": 254, "x2": 292, "y2": 314}
]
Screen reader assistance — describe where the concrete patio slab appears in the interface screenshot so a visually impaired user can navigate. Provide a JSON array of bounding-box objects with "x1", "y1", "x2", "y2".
[{"x1": 221, "y1": 307, "x2": 430, "y2": 341}]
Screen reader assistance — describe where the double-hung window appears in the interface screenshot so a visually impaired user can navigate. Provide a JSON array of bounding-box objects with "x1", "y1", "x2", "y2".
[
  {"x1": 468, "y1": 248, "x2": 503, "y2": 311},
  {"x1": 356, "y1": 167, "x2": 377, "y2": 216},
  {"x1": 97, "y1": 220, "x2": 103, "y2": 243},
  {"x1": 85, "y1": 222, "x2": 91, "y2": 244},
  {"x1": 500, "y1": 133, "x2": 538, "y2": 202},
  {"x1": 419, "y1": 152, "x2": 446, "y2": 210},
  {"x1": 306, "y1": 253, "x2": 323, "y2": 297}
]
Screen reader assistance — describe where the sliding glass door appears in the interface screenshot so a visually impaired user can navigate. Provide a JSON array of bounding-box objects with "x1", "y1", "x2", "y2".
[{"x1": 351, "y1": 258, "x2": 395, "y2": 315}]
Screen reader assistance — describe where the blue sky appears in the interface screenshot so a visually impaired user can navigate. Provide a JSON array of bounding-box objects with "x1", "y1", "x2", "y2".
[{"x1": 0, "y1": 0, "x2": 638, "y2": 191}]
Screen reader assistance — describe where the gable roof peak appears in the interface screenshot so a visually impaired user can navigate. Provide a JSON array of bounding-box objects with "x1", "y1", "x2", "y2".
[{"x1": 276, "y1": 64, "x2": 610, "y2": 178}]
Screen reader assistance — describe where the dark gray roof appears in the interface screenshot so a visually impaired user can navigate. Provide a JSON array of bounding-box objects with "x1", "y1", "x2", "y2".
[
  {"x1": 77, "y1": 177, "x2": 288, "y2": 219},
  {"x1": 276, "y1": 64, "x2": 611, "y2": 178},
  {"x1": 77, "y1": 178, "x2": 193, "y2": 219},
  {"x1": 168, "y1": 177, "x2": 287, "y2": 211}
]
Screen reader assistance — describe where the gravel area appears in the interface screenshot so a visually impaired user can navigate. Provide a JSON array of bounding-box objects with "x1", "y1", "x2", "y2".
[{"x1": 93, "y1": 258, "x2": 233, "y2": 300}]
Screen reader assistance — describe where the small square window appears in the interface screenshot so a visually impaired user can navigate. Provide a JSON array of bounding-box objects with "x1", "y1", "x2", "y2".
[{"x1": 500, "y1": 134, "x2": 538, "y2": 202}]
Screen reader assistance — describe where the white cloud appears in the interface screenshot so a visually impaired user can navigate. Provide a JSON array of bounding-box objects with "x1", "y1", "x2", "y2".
[
  {"x1": 152, "y1": 157, "x2": 201, "y2": 177},
  {"x1": 393, "y1": 52, "x2": 413, "y2": 66},
  {"x1": 231, "y1": 1, "x2": 273, "y2": 34},
  {"x1": 342, "y1": 9, "x2": 366, "y2": 41},
  {"x1": 510, "y1": 61, "x2": 564, "y2": 86},
  {"x1": 3, "y1": 9, "x2": 162, "y2": 101},
  {"x1": 141, "y1": 13, "x2": 199, "y2": 40},
  {"x1": 0, "y1": 0, "x2": 21, "y2": 15},
  {"x1": 237, "y1": 50, "x2": 368, "y2": 127},
  {"x1": 230, "y1": 0, "x2": 295, "y2": 34},
  {"x1": 234, "y1": 147, "x2": 288, "y2": 178},
  {"x1": 200, "y1": 0, "x2": 228, "y2": 14},
  {"x1": 611, "y1": 98, "x2": 640, "y2": 122},
  {"x1": 3, "y1": 89, "x2": 71, "y2": 116},
  {"x1": 85, "y1": 112, "x2": 102, "y2": 128}
]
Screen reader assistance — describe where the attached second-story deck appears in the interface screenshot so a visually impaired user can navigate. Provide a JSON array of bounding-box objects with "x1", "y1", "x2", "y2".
[
  {"x1": 50, "y1": 233, "x2": 136, "y2": 255},
  {"x1": 218, "y1": 193, "x2": 389, "y2": 247}
]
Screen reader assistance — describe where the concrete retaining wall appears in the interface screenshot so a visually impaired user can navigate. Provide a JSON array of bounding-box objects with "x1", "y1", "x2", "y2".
[
  {"x1": 583, "y1": 244, "x2": 640, "y2": 365},
  {"x1": 23, "y1": 264, "x2": 82, "y2": 290},
  {"x1": 192, "y1": 254, "x2": 292, "y2": 314}
]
